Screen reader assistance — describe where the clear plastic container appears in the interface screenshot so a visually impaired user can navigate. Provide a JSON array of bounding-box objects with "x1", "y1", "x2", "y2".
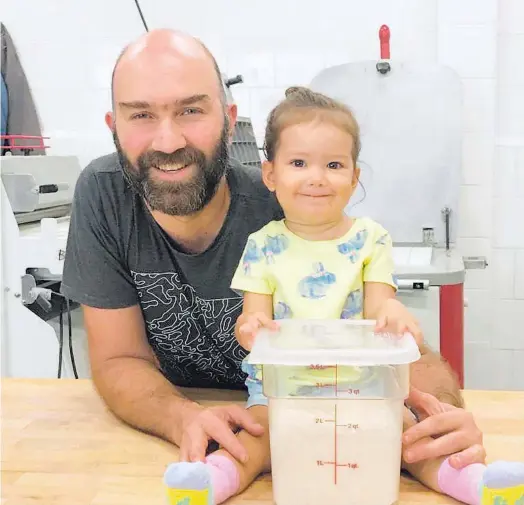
[{"x1": 248, "y1": 319, "x2": 421, "y2": 505}]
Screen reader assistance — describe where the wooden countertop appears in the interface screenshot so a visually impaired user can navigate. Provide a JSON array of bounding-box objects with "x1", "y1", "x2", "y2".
[{"x1": 2, "y1": 379, "x2": 523, "y2": 505}]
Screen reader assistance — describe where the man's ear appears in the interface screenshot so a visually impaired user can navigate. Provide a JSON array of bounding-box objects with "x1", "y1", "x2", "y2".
[
  {"x1": 105, "y1": 111, "x2": 114, "y2": 131},
  {"x1": 262, "y1": 160, "x2": 276, "y2": 192},
  {"x1": 226, "y1": 104, "x2": 238, "y2": 139}
]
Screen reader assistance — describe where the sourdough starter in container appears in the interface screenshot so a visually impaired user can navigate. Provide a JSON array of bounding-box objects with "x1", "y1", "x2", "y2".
[{"x1": 248, "y1": 319, "x2": 420, "y2": 505}]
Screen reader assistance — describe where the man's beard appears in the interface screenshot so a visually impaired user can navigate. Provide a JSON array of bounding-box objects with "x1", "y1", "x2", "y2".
[{"x1": 114, "y1": 119, "x2": 230, "y2": 216}]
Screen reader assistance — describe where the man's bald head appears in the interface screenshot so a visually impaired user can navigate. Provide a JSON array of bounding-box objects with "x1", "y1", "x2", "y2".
[
  {"x1": 105, "y1": 28, "x2": 237, "y2": 218},
  {"x1": 110, "y1": 29, "x2": 226, "y2": 109}
]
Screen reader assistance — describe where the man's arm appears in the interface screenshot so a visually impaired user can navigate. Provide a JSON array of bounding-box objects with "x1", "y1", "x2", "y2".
[
  {"x1": 83, "y1": 304, "x2": 200, "y2": 446},
  {"x1": 409, "y1": 343, "x2": 464, "y2": 408}
]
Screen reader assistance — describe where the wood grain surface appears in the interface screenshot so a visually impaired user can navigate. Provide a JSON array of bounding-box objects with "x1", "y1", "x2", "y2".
[{"x1": 2, "y1": 379, "x2": 523, "y2": 504}]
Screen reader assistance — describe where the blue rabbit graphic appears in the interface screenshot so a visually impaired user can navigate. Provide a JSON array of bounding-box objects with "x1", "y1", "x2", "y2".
[
  {"x1": 242, "y1": 239, "x2": 263, "y2": 275},
  {"x1": 274, "y1": 302, "x2": 293, "y2": 320},
  {"x1": 341, "y1": 289, "x2": 363, "y2": 319},
  {"x1": 337, "y1": 229, "x2": 368, "y2": 263},
  {"x1": 298, "y1": 262, "x2": 337, "y2": 299},
  {"x1": 262, "y1": 234, "x2": 289, "y2": 264}
]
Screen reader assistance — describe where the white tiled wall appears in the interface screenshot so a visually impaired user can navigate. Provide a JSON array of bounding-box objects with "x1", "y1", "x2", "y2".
[{"x1": 2, "y1": 0, "x2": 523, "y2": 389}]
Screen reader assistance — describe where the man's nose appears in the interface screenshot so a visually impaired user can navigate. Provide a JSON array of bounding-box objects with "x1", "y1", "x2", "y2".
[{"x1": 151, "y1": 119, "x2": 187, "y2": 153}]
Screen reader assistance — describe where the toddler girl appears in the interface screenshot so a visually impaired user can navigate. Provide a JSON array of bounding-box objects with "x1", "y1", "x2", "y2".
[{"x1": 164, "y1": 86, "x2": 524, "y2": 505}]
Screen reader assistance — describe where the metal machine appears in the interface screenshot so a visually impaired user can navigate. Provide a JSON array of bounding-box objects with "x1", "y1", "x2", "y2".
[
  {"x1": 309, "y1": 26, "x2": 487, "y2": 386},
  {"x1": 1, "y1": 152, "x2": 83, "y2": 378}
]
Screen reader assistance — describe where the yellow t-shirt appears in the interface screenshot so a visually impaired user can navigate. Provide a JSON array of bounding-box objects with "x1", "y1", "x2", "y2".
[{"x1": 230, "y1": 217, "x2": 397, "y2": 320}]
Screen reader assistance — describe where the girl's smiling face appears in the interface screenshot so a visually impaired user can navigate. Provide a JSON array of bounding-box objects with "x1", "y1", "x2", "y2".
[{"x1": 262, "y1": 119, "x2": 360, "y2": 228}]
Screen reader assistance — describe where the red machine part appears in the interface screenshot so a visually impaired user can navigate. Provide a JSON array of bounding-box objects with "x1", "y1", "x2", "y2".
[
  {"x1": 0, "y1": 134, "x2": 50, "y2": 153},
  {"x1": 439, "y1": 284, "x2": 465, "y2": 388},
  {"x1": 379, "y1": 24, "x2": 391, "y2": 59}
]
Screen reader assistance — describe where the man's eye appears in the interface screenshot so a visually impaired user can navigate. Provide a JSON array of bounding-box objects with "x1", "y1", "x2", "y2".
[
  {"x1": 182, "y1": 108, "x2": 202, "y2": 115},
  {"x1": 328, "y1": 161, "x2": 343, "y2": 169},
  {"x1": 130, "y1": 112, "x2": 151, "y2": 120},
  {"x1": 291, "y1": 159, "x2": 305, "y2": 167}
]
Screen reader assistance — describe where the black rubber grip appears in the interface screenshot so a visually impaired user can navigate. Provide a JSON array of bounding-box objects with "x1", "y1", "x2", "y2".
[{"x1": 39, "y1": 184, "x2": 59, "y2": 194}]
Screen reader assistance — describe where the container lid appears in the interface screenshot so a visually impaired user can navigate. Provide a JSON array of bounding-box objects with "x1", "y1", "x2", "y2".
[{"x1": 248, "y1": 319, "x2": 421, "y2": 366}]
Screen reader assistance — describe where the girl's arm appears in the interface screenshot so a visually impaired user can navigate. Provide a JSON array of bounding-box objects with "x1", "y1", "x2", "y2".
[
  {"x1": 234, "y1": 291, "x2": 276, "y2": 351},
  {"x1": 363, "y1": 281, "x2": 396, "y2": 319},
  {"x1": 364, "y1": 281, "x2": 423, "y2": 344},
  {"x1": 364, "y1": 282, "x2": 462, "y2": 406}
]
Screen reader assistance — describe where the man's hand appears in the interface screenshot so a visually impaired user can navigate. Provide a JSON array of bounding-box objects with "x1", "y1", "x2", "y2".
[
  {"x1": 374, "y1": 298, "x2": 423, "y2": 345},
  {"x1": 178, "y1": 403, "x2": 265, "y2": 463},
  {"x1": 403, "y1": 388, "x2": 486, "y2": 469}
]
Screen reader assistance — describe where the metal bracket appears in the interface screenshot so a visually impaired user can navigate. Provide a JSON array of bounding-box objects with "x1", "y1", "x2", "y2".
[
  {"x1": 21, "y1": 273, "x2": 53, "y2": 311},
  {"x1": 441, "y1": 206, "x2": 452, "y2": 251},
  {"x1": 463, "y1": 256, "x2": 488, "y2": 270}
]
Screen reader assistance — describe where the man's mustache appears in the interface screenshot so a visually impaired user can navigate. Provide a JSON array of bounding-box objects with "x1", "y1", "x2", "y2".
[{"x1": 137, "y1": 146, "x2": 206, "y2": 172}]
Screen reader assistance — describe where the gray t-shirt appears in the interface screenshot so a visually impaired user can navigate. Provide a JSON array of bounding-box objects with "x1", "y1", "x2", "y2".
[{"x1": 61, "y1": 153, "x2": 283, "y2": 389}]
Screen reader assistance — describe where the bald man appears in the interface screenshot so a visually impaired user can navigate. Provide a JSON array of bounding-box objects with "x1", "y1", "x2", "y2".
[
  {"x1": 62, "y1": 29, "x2": 279, "y2": 459},
  {"x1": 62, "y1": 29, "x2": 486, "y2": 498}
]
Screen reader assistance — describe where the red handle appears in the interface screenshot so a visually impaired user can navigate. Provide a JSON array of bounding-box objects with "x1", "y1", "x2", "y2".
[{"x1": 379, "y1": 24, "x2": 390, "y2": 59}]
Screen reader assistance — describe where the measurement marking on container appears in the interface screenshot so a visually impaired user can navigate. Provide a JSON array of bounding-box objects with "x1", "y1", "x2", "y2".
[
  {"x1": 315, "y1": 382, "x2": 336, "y2": 388},
  {"x1": 316, "y1": 461, "x2": 360, "y2": 468},
  {"x1": 336, "y1": 424, "x2": 359, "y2": 430},
  {"x1": 313, "y1": 364, "x2": 359, "y2": 483},
  {"x1": 334, "y1": 403, "x2": 338, "y2": 484}
]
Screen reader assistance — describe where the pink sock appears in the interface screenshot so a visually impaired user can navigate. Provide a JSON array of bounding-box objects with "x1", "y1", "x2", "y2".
[
  {"x1": 437, "y1": 457, "x2": 486, "y2": 505},
  {"x1": 206, "y1": 453, "x2": 241, "y2": 504}
]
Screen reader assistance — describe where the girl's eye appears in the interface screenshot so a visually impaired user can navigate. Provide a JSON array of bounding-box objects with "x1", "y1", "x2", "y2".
[
  {"x1": 291, "y1": 159, "x2": 305, "y2": 167},
  {"x1": 328, "y1": 161, "x2": 343, "y2": 169}
]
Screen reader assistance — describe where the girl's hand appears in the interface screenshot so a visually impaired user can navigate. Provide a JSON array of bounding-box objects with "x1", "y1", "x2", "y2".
[
  {"x1": 374, "y1": 298, "x2": 423, "y2": 345},
  {"x1": 236, "y1": 312, "x2": 278, "y2": 351}
]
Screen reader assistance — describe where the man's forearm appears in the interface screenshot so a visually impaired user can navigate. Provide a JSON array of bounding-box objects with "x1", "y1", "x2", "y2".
[
  {"x1": 410, "y1": 343, "x2": 464, "y2": 408},
  {"x1": 92, "y1": 356, "x2": 199, "y2": 445}
]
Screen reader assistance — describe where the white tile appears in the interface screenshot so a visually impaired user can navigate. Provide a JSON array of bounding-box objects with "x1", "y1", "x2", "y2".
[
  {"x1": 438, "y1": 0, "x2": 498, "y2": 26},
  {"x1": 461, "y1": 133, "x2": 494, "y2": 186},
  {"x1": 392, "y1": 31, "x2": 439, "y2": 63},
  {"x1": 249, "y1": 88, "x2": 288, "y2": 150},
  {"x1": 15, "y1": 44, "x2": 91, "y2": 91},
  {"x1": 492, "y1": 300, "x2": 524, "y2": 350},
  {"x1": 461, "y1": 79, "x2": 496, "y2": 133},
  {"x1": 225, "y1": 51, "x2": 275, "y2": 88},
  {"x1": 498, "y1": 34, "x2": 524, "y2": 87},
  {"x1": 3, "y1": 0, "x2": 143, "y2": 44},
  {"x1": 458, "y1": 186, "x2": 492, "y2": 238},
  {"x1": 464, "y1": 343, "x2": 514, "y2": 390},
  {"x1": 458, "y1": 238, "x2": 491, "y2": 289},
  {"x1": 463, "y1": 289, "x2": 492, "y2": 343},
  {"x1": 490, "y1": 249, "x2": 516, "y2": 299},
  {"x1": 511, "y1": 351, "x2": 524, "y2": 390},
  {"x1": 499, "y1": 0, "x2": 524, "y2": 34},
  {"x1": 230, "y1": 86, "x2": 251, "y2": 118},
  {"x1": 493, "y1": 146, "x2": 518, "y2": 198},
  {"x1": 33, "y1": 87, "x2": 111, "y2": 134},
  {"x1": 493, "y1": 197, "x2": 524, "y2": 248},
  {"x1": 497, "y1": 85, "x2": 524, "y2": 138},
  {"x1": 274, "y1": 51, "x2": 326, "y2": 87},
  {"x1": 87, "y1": 43, "x2": 129, "y2": 90},
  {"x1": 516, "y1": 147, "x2": 524, "y2": 196},
  {"x1": 515, "y1": 251, "x2": 524, "y2": 299},
  {"x1": 437, "y1": 25, "x2": 497, "y2": 79}
]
